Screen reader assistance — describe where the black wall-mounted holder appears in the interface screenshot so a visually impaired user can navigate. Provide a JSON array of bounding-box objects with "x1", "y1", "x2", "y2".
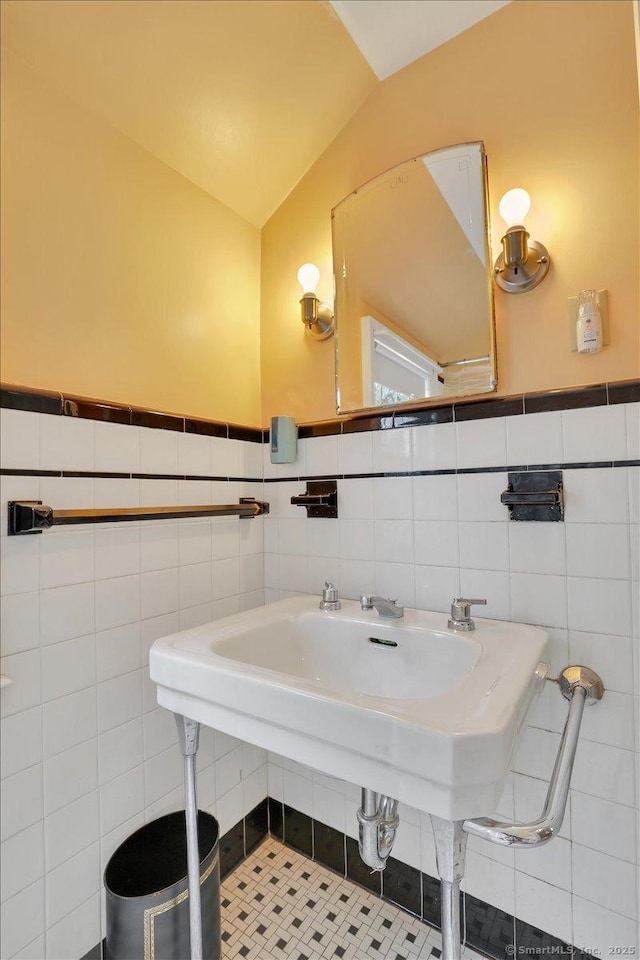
[
  {"x1": 501, "y1": 471, "x2": 564, "y2": 521},
  {"x1": 291, "y1": 480, "x2": 338, "y2": 518}
]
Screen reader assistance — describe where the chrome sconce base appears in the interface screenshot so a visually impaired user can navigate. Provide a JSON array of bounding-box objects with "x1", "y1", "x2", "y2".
[
  {"x1": 493, "y1": 190, "x2": 550, "y2": 294},
  {"x1": 300, "y1": 292, "x2": 335, "y2": 340},
  {"x1": 494, "y1": 226, "x2": 550, "y2": 294}
]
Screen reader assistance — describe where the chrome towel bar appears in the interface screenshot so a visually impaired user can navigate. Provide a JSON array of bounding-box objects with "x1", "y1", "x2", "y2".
[
  {"x1": 8, "y1": 498, "x2": 269, "y2": 535},
  {"x1": 464, "y1": 665, "x2": 604, "y2": 847}
]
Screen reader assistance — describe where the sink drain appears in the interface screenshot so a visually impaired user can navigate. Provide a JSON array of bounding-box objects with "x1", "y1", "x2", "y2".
[{"x1": 368, "y1": 636, "x2": 398, "y2": 648}]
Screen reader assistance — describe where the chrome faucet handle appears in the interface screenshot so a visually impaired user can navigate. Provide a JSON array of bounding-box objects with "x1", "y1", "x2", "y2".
[
  {"x1": 320, "y1": 581, "x2": 341, "y2": 611},
  {"x1": 360, "y1": 595, "x2": 374, "y2": 610},
  {"x1": 448, "y1": 597, "x2": 487, "y2": 632}
]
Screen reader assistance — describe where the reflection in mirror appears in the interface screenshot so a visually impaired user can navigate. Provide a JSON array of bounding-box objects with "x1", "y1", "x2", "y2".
[{"x1": 332, "y1": 143, "x2": 496, "y2": 413}]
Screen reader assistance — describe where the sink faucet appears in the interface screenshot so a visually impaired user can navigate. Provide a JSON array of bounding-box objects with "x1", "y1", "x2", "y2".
[
  {"x1": 447, "y1": 597, "x2": 487, "y2": 632},
  {"x1": 360, "y1": 595, "x2": 404, "y2": 619},
  {"x1": 319, "y1": 582, "x2": 341, "y2": 612}
]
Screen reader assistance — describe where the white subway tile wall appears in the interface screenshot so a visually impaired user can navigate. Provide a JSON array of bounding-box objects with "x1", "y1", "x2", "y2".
[
  {"x1": 1, "y1": 401, "x2": 639, "y2": 957},
  {"x1": 264, "y1": 406, "x2": 640, "y2": 954},
  {"x1": 0, "y1": 410, "x2": 266, "y2": 959}
]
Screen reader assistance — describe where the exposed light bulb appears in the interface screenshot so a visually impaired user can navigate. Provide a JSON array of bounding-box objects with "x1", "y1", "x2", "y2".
[
  {"x1": 297, "y1": 262, "x2": 320, "y2": 295},
  {"x1": 499, "y1": 188, "x2": 531, "y2": 228}
]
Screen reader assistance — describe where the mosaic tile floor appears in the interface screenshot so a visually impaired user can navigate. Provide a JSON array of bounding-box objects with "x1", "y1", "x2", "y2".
[{"x1": 220, "y1": 836, "x2": 485, "y2": 960}]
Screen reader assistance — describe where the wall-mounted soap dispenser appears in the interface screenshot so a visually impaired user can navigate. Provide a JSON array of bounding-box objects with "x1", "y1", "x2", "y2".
[
  {"x1": 569, "y1": 289, "x2": 609, "y2": 353},
  {"x1": 270, "y1": 415, "x2": 298, "y2": 464},
  {"x1": 576, "y1": 288, "x2": 603, "y2": 354}
]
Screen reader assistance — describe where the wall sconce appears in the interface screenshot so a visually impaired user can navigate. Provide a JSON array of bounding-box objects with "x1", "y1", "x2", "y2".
[
  {"x1": 493, "y1": 189, "x2": 550, "y2": 294},
  {"x1": 297, "y1": 263, "x2": 335, "y2": 340}
]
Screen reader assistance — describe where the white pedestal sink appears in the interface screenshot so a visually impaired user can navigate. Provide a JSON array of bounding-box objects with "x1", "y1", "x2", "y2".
[
  {"x1": 150, "y1": 596, "x2": 548, "y2": 820},
  {"x1": 150, "y1": 597, "x2": 608, "y2": 960}
]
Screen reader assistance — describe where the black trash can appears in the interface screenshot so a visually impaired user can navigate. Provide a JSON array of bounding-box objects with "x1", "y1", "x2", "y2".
[{"x1": 104, "y1": 811, "x2": 221, "y2": 960}]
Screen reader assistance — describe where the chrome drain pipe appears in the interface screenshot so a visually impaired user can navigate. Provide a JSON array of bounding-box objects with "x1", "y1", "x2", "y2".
[{"x1": 357, "y1": 788, "x2": 399, "y2": 871}]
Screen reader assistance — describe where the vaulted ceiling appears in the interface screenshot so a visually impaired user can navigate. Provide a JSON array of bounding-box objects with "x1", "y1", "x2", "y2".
[
  {"x1": 1, "y1": 0, "x2": 510, "y2": 226},
  {"x1": 329, "y1": 0, "x2": 510, "y2": 80}
]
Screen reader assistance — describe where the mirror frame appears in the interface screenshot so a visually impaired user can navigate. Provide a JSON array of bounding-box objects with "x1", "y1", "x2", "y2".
[{"x1": 332, "y1": 141, "x2": 497, "y2": 416}]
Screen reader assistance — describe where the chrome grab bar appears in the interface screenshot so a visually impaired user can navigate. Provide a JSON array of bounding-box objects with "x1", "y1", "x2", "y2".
[{"x1": 464, "y1": 666, "x2": 604, "y2": 848}]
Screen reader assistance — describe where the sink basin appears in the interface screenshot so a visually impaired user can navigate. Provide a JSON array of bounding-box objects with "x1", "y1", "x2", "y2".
[
  {"x1": 150, "y1": 596, "x2": 548, "y2": 820},
  {"x1": 214, "y1": 612, "x2": 480, "y2": 700}
]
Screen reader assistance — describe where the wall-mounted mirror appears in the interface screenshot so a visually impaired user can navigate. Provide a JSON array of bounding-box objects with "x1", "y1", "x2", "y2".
[{"x1": 332, "y1": 142, "x2": 496, "y2": 414}]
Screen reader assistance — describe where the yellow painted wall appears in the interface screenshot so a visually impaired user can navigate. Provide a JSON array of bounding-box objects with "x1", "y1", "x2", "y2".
[
  {"x1": 260, "y1": 0, "x2": 639, "y2": 425},
  {"x1": 1, "y1": 50, "x2": 262, "y2": 425}
]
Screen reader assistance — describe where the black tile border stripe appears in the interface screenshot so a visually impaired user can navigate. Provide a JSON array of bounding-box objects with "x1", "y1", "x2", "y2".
[
  {"x1": 64, "y1": 397, "x2": 130, "y2": 424},
  {"x1": 523, "y1": 383, "x2": 608, "y2": 413},
  {"x1": 261, "y1": 459, "x2": 638, "y2": 482},
  {"x1": 1, "y1": 385, "x2": 63, "y2": 416},
  {"x1": 1, "y1": 384, "x2": 264, "y2": 443},
  {"x1": 608, "y1": 380, "x2": 640, "y2": 404},
  {"x1": 2, "y1": 458, "x2": 638, "y2": 484},
  {"x1": 2, "y1": 379, "x2": 638, "y2": 443},
  {"x1": 454, "y1": 396, "x2": 524, "y2": 421},
  {"x1": 0, "y1": 468, "x2": 265, "y2": 483}
]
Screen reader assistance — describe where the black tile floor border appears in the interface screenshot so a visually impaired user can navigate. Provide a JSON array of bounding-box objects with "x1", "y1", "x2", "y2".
[
  {"x1": 313, "y1": 820, "x2": 346, "y2": 876},
  {"x1": 283, "y1": 804, "x2": 314, "y2": 857},
  {"x1": 345, "y1": 835, "x2": 382, "y2": 895},
  {"x1": 465, "y1": 893, "x2": 516, "y2": 960},
  {"x1": 220, "y1": 817, "x2": 246, "y2": 880},
  {"x1": 245, "y1": 797, "x2": 269, "y2": 856},
  {"x1": 382, "y1": 855, "x2": 422, "y2": 918},
  {"x1": 421, "y1": 870, "x2": 442, "y2": 930},
  {"x1": 220, "y1": 798, "x2": 272, "y2": 880},
  {"x1": 515, "y1": 918, "x2": 574, "y2": 958},
  {"x1": 79, "y1": 939, "x2": 105, "y2": 960},
  {"x1": 268, "y1": 797, "x2": 284, "y2": 841}
]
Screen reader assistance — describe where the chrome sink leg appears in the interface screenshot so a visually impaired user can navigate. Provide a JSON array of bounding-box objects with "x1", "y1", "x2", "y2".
[
  {"x1": 175, "y1": 714, "x2": 203, "y2": 960},
  {"x1": 430, "y1": 816, "x2": 467, "y2": 960}
]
